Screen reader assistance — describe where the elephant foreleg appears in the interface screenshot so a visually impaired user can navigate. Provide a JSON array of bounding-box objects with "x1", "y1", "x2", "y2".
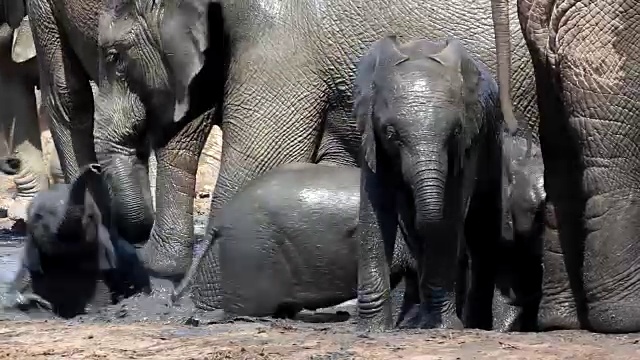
[
  {"x1": 140, "y1": 111, "x2": 214, "y2": 282},
  {"x1": 0, "y1": 59, "x2": 47, "y2": 220},
  {"x1": 27, "y1": 0, "x2": 96, "y2": 183}
]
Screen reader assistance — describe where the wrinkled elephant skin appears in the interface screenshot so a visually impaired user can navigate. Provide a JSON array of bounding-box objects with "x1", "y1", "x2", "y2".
[
  {"x1": 515, "y1": 0, "x2": 640, "y2": 333},
  {"x1": 173, "y1": 163, "x2": 416, "y2": 320},
  {"x1": 97, "y1": 0, "x2": 539, "y2": 281}
]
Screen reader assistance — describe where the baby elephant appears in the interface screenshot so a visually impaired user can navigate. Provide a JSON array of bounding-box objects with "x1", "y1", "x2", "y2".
[
  {"x1": 6, "y1": 164, "x2": 151, "y2": 318},
  {"x1": 173, "y1": 163, "x2": 414, "y2": 320},
  {"x1": 490, "y1": 130, "x2": 545, "y2": 332}
]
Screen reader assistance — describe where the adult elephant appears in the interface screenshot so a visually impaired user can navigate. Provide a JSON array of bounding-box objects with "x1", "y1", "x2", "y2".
[
  {"x1": 492, "y1": 0, "x2": 640, "y2": 333},
  {"x1": 22, "y1": 0, "x2": 214, "y2": 285},
  {"x1": 0, "y1": 11, "x2": 58, "y2": 220},
  {"x1": 98, "y1": 0, "x2": 540, "y2": 281}
]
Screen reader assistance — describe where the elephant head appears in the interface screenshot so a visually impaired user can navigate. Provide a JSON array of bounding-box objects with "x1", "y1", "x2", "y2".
[
  {"x1": 355, "y1": 36, "x2": 485, "y2": 227},
  {"x1": 95, "y1": 0, "x2": 219, "y2": 279},
  {"x1": 504, "y1": 129, "x2": 545, "y2": 246},
  {"x1": 24, "y1": 163, "x2": 117, "y2": 274}
]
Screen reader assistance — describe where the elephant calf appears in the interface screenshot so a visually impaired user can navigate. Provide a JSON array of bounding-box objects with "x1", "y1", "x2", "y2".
[
  {"x1": 485, "y1": 131, "x2": 545, "y2": 332},
  {"x1": 5, "y1": 164, "x2": 151, "y2": 319},
  {"x1": 173, "y1": 163, "x2": 415, "y2": 320}
]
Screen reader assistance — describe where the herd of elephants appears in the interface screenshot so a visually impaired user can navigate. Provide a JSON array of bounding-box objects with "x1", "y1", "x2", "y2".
[{"x1": 0, "y1": 0, "x2": 637, "y2": 337}]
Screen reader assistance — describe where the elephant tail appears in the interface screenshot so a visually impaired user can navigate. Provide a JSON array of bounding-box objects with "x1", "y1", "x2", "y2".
[
  {"x1": 490, "y1": 0, "x2": 518, "y2": 135},
  {"x1": 170, "y1": 226, "x2": 219, "y2": 305}
]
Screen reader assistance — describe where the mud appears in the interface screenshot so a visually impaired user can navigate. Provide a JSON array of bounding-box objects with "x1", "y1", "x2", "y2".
[{"x1": 1, "y1": 171, "x2": 640, "y2": 359}]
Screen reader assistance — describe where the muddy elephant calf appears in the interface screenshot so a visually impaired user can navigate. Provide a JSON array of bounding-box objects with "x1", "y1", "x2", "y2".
[
  {"x1": 173, "y1": 163, "x2": 415, "y2": 321},
  {"x1": 5, "y1": 164, "x2": 151, "y2": 319}
]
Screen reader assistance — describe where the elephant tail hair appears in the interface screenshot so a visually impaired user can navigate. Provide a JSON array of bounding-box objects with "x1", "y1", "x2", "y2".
[{"x1": 170, "y1": 226, "x2": 219, "y2": 305}]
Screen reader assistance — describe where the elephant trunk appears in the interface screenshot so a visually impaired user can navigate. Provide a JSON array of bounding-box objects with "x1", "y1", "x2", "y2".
[
  {"x1": 94, "y1": 90, "x2": 155, "y2": 245},
  {"x1": 94, "y1": 140, "x2": 154, "y2": 244},
  {"x1": 410, "y1": 157, "x2": 448, "y2": 225},
  {"x1": 140, "y1": 111, "x2": 215, "y2": 282},
  {"x1": 490, "y1": 0, "x2": 517, "y2": 134}
]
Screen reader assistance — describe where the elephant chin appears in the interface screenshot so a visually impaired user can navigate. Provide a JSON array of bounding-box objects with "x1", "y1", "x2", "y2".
[{"x1": 100, "y1": 153, "x2": 155, "y2": 245}]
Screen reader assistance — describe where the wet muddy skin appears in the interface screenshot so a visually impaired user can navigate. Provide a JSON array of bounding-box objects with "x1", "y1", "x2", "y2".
[
  {"x1": 1, "y1": 218, "x2": 640, "y2": 358},
  {"x1": 0, "y1": 215, "x2": 385, "y2": 326}
]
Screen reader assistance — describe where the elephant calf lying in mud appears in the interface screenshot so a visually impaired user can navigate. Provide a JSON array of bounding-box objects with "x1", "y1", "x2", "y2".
[
  {"x1": 3, "y1": 164, "x2": 151, "y2": 319},
  {"x1": 173, "y1": 163, "x2": 416, "y2": 322}
]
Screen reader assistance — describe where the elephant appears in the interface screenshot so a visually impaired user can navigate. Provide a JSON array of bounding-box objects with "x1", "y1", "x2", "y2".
[
  {"x1": 96, "y1": 0, "x2": 539, "y2": 281},
  {"x1": 491, "y1": 0, "x2": 640, "y2": 333},
  {"x1": 171, "y1": 162, "x2": 417, "y2": 322},
  {"x1": 4, "y1": 164, "x2": 151, "y2": 319},
  {"x1": 354, "y1": 36, "x2": 512, "y2": 331},
  {"x1": 489, "y1": 129, "x2": 544, "y2": 332},
  {"x1": 0, "y1": 12, "x2": 61, "y2": 220}
]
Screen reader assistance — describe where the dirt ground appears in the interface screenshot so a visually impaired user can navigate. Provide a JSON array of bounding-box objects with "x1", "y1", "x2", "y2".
[
  {"x1": 2, "y1": 129, "x2": 640, "y2": 359},
  {"x1": 0, "y1": 319, "x2": 639, "y2": 359}
]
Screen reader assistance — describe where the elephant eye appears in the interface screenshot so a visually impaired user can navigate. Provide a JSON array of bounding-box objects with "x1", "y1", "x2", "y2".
[{"x1": 384, "y1": 124, "x2": 401, "y2": 145}]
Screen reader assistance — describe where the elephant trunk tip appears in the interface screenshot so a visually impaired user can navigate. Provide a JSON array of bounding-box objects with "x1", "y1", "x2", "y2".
[{"x1": 0, "y1": 157, "x2": 21, "y2": 175}]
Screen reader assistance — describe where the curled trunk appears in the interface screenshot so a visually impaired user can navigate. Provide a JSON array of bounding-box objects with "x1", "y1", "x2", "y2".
[{"x1": 94, "y1": 141, "x2": 155, "y2": 244}]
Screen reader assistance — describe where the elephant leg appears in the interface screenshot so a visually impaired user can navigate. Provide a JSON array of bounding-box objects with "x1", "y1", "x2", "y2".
[
  {"x1": 140, "y1": 112, "x2": 214, "y2": 281},
  {"x1": 10, "y1": 74, "x2": 47, "y2": 198},
  {"x1": 0, "y1": 61, "x2": 47, "y2": 220},
  {"x1": 519, "y1": 0, "x2": 583, "y2": 331},
  {"x1": 27, "y1": 0, "x2": 96, "y2": 183}
]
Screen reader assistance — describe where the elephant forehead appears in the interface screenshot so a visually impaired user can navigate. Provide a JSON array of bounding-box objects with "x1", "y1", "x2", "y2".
[{"x1": 390, "y1": 68, "x2": 462, "y2": 105}]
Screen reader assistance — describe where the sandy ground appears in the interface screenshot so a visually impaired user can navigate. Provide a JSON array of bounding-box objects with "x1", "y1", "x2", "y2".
[
  {"x1": 1, "y1": 319, "x2": 639, "y2": 359},
  {"x1": 2, "y1": 130, "x2": 640, "y2": 359}
]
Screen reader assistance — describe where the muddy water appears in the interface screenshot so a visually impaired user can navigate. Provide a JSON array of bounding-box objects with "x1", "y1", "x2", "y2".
[{"x1": 0, "y1": 215, "x2": 384, "y2": 326}]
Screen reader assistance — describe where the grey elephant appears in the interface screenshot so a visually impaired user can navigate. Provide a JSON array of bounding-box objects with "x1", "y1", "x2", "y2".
[
  {"x1": 0, "y1": 9, "x2": 60, "y2": 220},
  {"x1": 95, "y1": 0, "x2": 539, "y2": 281},
  {"x1": 491, "y1": 0, "x2": 640, "y2": 333},
  {"x1": 5, "y1": 164, "x2": 151, "y2": 319},
  {"x1": 171, "y1": 163, "x2": 416, "y2": 322},
  {"x1": 488, "y1": 130, "x2": 544, "y2": 332},
  {"x1": 355, "y1": 36, "x2": 512, "y2": 331}
]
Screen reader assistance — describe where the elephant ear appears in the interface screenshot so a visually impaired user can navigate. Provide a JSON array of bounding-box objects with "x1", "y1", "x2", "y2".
[
  {"x1": 2, "y1": 0, "x2": 26, "y2": 29},
  {"x1": 160, "y1": 0, "x2": 214, "y2": 123},
  {"x1": 354, "y1": 35, "x2": 407, "y2": 173},
  {"x1": 11, "y1": 16, "x2": 36, "y2": 63}
]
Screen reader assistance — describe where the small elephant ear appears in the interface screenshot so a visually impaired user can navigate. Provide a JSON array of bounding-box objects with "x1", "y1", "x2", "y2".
[
  {"x1": 160, "y1": 0, "x2": 214, "y2": 122},
  {"x1": 23, "y1": 236, "x2": 42, "y2": 273},
  {"x1": 354, "y1": 36, "x2": 407, "y2": 173},
  {"x1": 11, "y1": 16, "x2": 36, "y2": 63}
]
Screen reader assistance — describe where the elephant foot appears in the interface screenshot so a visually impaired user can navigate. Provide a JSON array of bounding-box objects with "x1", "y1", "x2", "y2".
[
  {"x1": 7, "y1": 197, "x2": 33, "y2": 221},
  {"x1": 537, "y1": 300, "x2": 581, "y2": 331},
  {"x1": 587, "y1": 300, "x2": 640, "y2": 333},
  {"x1": 137, "y1": 241, "x2": 192, "y2": 284},
  {"x1": 397, "y1": 305, "x2": 463, "y2": 330}
]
